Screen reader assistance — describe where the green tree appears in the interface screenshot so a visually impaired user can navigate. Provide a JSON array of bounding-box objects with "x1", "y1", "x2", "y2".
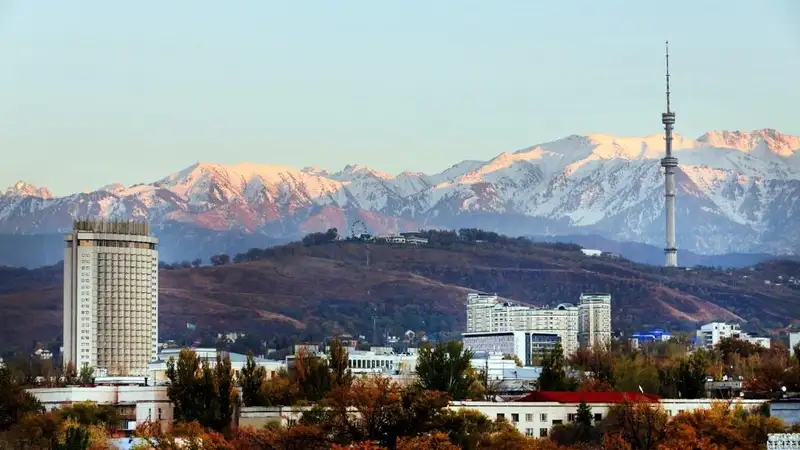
[
  {"x1": 575, "y1": 400, "x2": 593, "y2": 439},
  {"x1": 328, "y1": 339, "x2": 353, "y2": 389},
  {"x1": 52, "y1": 425, "x2": 90, "y2": 450},
  {"x1": 77, "y1": 365, "x2": 94, "y2": 385},
  {"x1": 166, "y1": 348, "x2": 236, "y2": 431},
  {"x1": 676, "y1": 349, "x2": 711, "y2": 399},
  {"x1": 166, "y1": 348, "x2": 203, "y2": 424},
  {"x1": 214, "y1": 354, "x2": 236, "y2": 432},
  {"x1": 538, "y1": 343, "x2": 573, "y2": 391},
  {"x1": 415, "y1": 341, "x2": 475, "y2": 400},
  {"x1": 0, "y1": 366, "x2": 43, "y2": 431},
  {"x1": 239, "y1": 353, "x2": 267, "y2": 407}
]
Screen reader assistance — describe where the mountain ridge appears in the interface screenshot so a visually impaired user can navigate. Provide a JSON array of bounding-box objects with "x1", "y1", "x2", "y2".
[{"x1": 1, "y1": 128, "x2": 798, "y2": 259}]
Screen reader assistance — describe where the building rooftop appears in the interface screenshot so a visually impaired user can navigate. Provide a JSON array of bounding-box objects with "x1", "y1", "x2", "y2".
[{"x1": 514, "y1": 391, "x2": 660, "y2": 403}]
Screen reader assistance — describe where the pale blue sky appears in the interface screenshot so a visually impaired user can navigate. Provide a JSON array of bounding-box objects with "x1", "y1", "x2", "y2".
[{"x1": 0, "y1": 1, "x2": 798, "y2": 195}]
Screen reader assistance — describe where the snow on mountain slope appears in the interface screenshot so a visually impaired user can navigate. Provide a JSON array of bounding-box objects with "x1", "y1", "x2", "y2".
[{"x1": 1, "y1": 129, "x2": 798, "y2": 255}]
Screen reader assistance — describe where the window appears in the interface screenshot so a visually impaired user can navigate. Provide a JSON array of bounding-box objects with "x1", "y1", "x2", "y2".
[
  {"x1": 594, "y1": 413, "x2": 602, "y2": 422},
  {"x1": 525, "y1": 413, "x2": 533, "y2": 422},
  {"x1": 540, "y1": 413, "x2": 548, "y2": 422},
  {"x1": 540, "y1": 428, "x2": 548, "y2": 437},
  {"x1": 567, "y1": 413, "x2": 576, "y2": 422},
  {"x1": 552, "y1": 420, "x2": 562, "y2": 425},
  {"x1": 511, "y1": 413, "x2": 519, "y2": 423},
  {"x1": 496, "y1": 413, "x2": 505, "y2": 421},
  {"x1": 525, "y1": 428, "x2": 534, "y2": 437}
]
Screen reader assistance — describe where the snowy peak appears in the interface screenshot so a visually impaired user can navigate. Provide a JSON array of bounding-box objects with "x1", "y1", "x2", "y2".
[
  {"x1": 3, "y1": 181, "x2": 53, "y2": 199},
  {"x1": 697, "y1": 129, "x2": 800, "y2": 158},
  {"x1": 331, "y1": 164, "x2": 393, "y2": 181}
]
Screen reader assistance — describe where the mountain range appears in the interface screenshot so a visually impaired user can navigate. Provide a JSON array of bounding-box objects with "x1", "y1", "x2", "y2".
[{"x1": 1, "y1": 128, "x2": 798, "y2": 267}]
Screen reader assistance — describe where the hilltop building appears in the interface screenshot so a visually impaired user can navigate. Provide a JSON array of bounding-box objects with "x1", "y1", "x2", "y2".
[
  {"x1": 63, "y1": 219, "x2": 159, "y2": 377},
  {"x1": 695, "y1": 322, "x2": 770, "y2": 349}
]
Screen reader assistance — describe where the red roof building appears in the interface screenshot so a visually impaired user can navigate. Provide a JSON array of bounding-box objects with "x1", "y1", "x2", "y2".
[{"x1": 514, "y1": 391, "x2": 660, "y2": 404}]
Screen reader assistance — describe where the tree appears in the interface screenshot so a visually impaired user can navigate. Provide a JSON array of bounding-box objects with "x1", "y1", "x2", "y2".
[
  {"x1": 575, "y1": 400, "x2": 593, "y2": 440},
  {"x1": 676, "y1": 349, "x2": 711, "y2": 399},
  {"x1": 213, "y1": 354, "x2": 237, "y2": 432},
  {"x1": 415, "y1": 341, "x2": 475, "y2": 400},
  {"x1": 293, "y1": 349, "x2": 332, "y2": 402},
  {"x1": 166, "y1": 348, "x2": 203, "y2": 424},
  {"x1": 63, "y1": 362, "x2": 78, "y2": 386},
  {"x1": 328, "y1": 339, "x2": 353, "y2": 389},
  {"x1": 0, "y1": 366, "x2": 44, "y2": 431},
  {"x1": 51, "y1": 425, "x2": 90, "y2": 450},
  {"x1": 396, "y1": 432, "x2": 459, "y2": 450},
  {"x1": 603, "y1": 401, "x2": 667, "y2": 450},
  {"x1": 502, "y1": 354, "x2": 523, "y2": 367},
  {"x1": 210, "y1": 254, "x2": 230, "y2": 266},
  {"x1": 165, "y1": 348, "x2": 236, "y2": 431},
  {"x1": 239, "y1": 353, "x2": 267, "y2": 407},
  {"x1": 191, "y1": 258, "x2": 202, "y2": 268},
  {"x1": 537, "y1": 343, "x2": 573, "y2": 391},
  {"x1": 77, "y1": 365, "x2": 94, "y2": 385}
]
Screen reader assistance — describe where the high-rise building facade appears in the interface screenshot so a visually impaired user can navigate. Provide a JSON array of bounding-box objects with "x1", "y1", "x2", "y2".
[
  {"x1": 63, "y1": 220, "x2": 159, "y2": 376},
  {"x1": 578, "y1": 294, "x2": 612, "y2": 349},
  {"x1": 466, "y1": 293, "x2": 580, "y2": 355}
]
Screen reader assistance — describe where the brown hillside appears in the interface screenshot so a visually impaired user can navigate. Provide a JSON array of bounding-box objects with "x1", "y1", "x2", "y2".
[{"x1": 0, "y1": 235, "x2": 798, "y2": 350}]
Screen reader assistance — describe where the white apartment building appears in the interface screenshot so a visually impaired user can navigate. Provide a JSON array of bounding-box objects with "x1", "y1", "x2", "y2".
[
  {"x1": 63, "y1": 220, "x2": 159, "y2": 377},
  {"x1": 578, "y1": 294, "x2": 612, "y2": 349},
  {"x1": 695, "y1": 322, "x2": 771, "y2": 349},
  {"x1": 466, "y1": 293, "x2": 586, "y2": 356}
]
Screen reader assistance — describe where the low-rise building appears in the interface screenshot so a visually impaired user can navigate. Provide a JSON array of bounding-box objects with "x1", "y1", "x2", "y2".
[
  {"x1": 629, "y1": 328, "x2": 672, "y2": 349},
  {"x1": 148, "y1": 348, "x2": 286, "y2": 384},
  {"x1": 27, "y1": 383, "x2": 172, "y2": 434},
  {"x1": 449, "y1": 392, "x2": 767, "y2": 438}
]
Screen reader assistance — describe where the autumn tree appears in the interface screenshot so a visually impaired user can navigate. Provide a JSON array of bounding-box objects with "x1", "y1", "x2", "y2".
[
  {"x1": 603, "y1": 400, "x2": 667, "y2": 450},
  {"x1": 569, "y1": 344, "x2": 615, "y2": 387},
  {"x1": 659, "y1": 402, "x2": 785, "y2": 450},
  {"x1": 293, "y1": 349, "x2": 332, "y2": 402},
  {"x1": 396, "y1": 432, "x2": 459, "y2": 450},
  {"x1": 416, "y1": 341, "x2": 475, "y2": 400}
]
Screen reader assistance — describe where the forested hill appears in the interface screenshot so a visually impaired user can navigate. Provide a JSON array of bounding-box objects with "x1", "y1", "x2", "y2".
[{"x1": 1, "y1": 229, "x2": 798, "y2": 352}]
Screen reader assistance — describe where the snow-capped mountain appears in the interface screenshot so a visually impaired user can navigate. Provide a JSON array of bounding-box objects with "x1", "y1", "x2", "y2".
[{"x1": 1, "y1": 128, "x2": 798, "y2": 258}]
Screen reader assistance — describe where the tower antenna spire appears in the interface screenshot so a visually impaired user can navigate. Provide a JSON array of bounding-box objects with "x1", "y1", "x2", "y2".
[{"x1": 665, "y1": 40, "x2": 671, "y2": 113}]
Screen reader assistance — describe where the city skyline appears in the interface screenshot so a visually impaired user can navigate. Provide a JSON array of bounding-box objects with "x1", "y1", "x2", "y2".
[{"x1": 0, "y1": 1, "x2": 798, "y2": 194}]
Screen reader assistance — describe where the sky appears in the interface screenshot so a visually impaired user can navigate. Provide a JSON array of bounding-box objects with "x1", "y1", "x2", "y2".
[{"x1": 0, "y1": 1, "x2": 798, "y2": 195}]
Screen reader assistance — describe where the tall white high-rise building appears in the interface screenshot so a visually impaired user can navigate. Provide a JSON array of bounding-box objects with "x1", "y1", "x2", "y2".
[
  {"x1": 466, "y1": 293, "x2": 580, "y2": 355},
  {"x1": 63, "y1": 219, "x2": 159, "y2": 376},
  {"x1": 578, "y1": 294, "x2": 612, "y2": 349}
]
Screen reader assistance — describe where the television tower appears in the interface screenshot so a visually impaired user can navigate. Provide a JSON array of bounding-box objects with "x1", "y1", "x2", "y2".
[{"x1": 661, "y1": 41, "x2": 678, "y2": 267}]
